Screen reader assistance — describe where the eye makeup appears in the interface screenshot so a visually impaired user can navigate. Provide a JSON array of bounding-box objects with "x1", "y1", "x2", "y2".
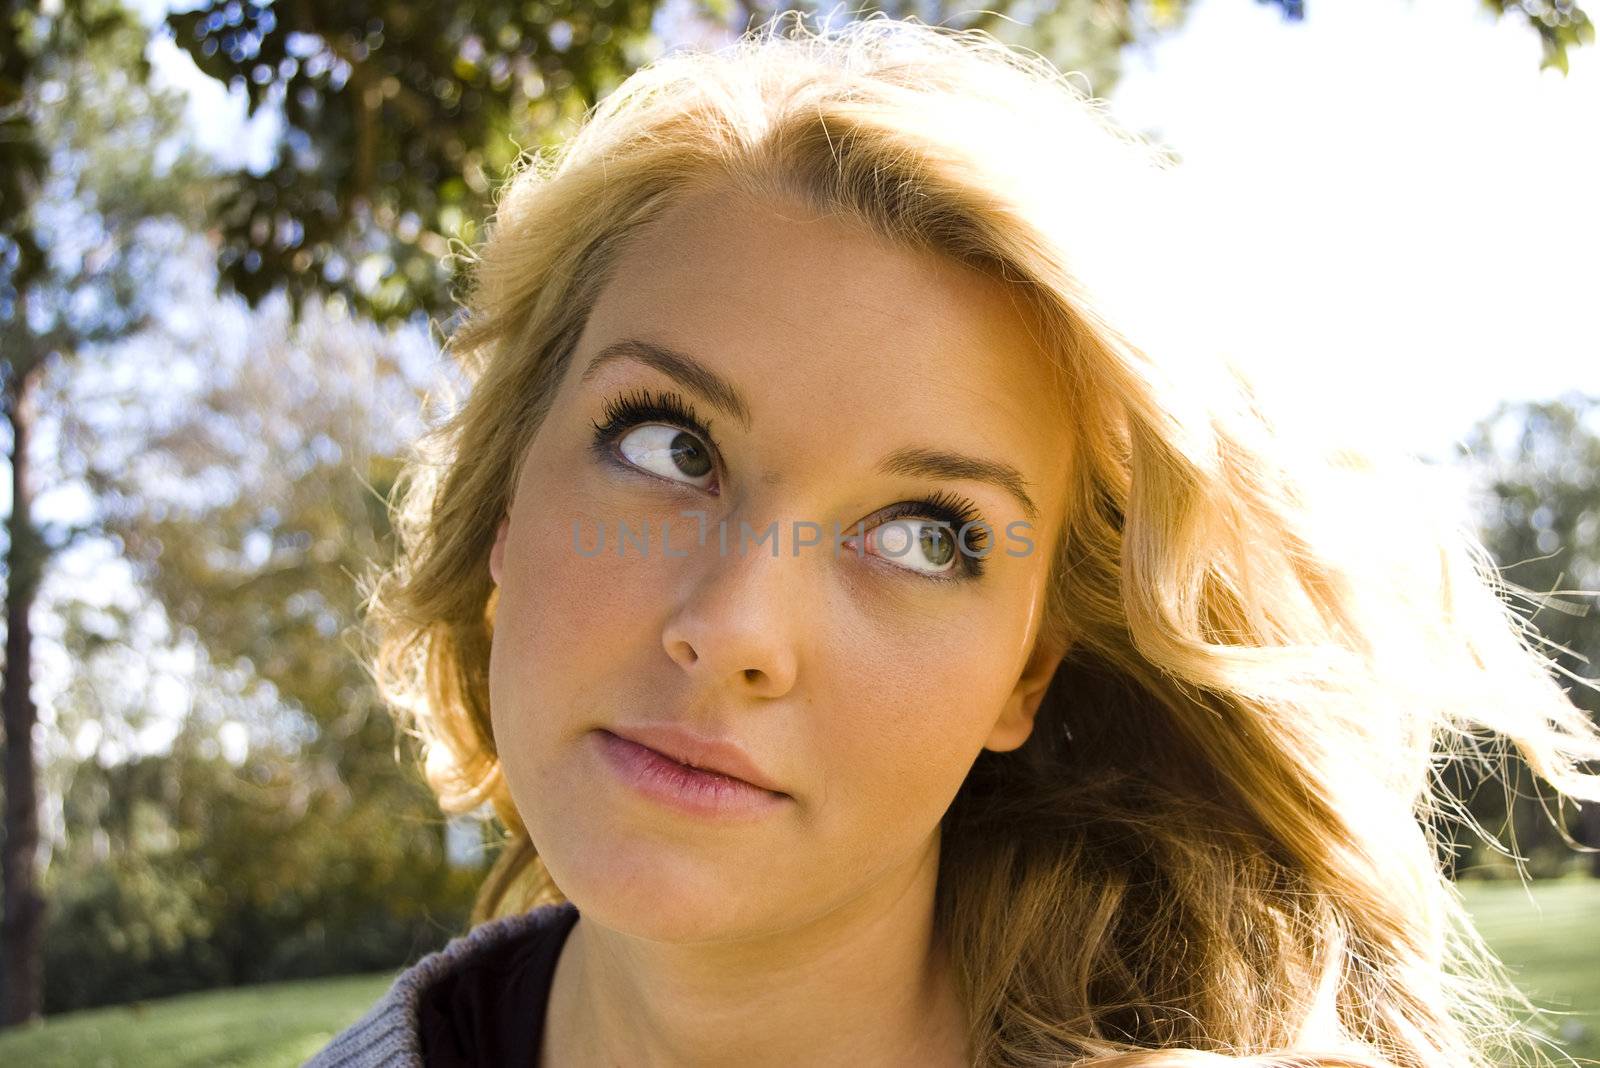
[
  {"x1": 586, "y1": 386, "x2": 993, "y2": 582},
  {"x1": 590, "y1": 388, "x2": 716, "y2": 465},
  {"x1": 866, "y1": 489, "x2": 991, "y2": 582}
]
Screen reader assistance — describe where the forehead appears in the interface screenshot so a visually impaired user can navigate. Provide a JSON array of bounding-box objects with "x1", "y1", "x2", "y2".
[{"x1": 579, "y1": 184, "x2": 1073, "y2": 513}]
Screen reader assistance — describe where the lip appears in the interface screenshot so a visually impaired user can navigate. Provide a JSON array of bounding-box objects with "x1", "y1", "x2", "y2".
[
  {"x1": 605, "y1": 722, "x2": 787, "y2": 794},
  {"x1": 593, "y1": 726, "x2": 790, "y2": 820}
]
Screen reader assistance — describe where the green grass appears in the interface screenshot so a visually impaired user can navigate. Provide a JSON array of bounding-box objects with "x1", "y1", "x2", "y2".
[
  {"x1": 0, "y1": 969, "x2": 396, "y2": 1068},
  {"x1": 1458, "y1": 875, "x2": 1600, "y2": 1065},
  {"x1": 0, "y1": 879, "x2": 1594, "y2": 1067}
]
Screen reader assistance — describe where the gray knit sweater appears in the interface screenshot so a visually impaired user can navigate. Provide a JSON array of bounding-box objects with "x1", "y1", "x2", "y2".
[{"x1": 303, "y1": 903, "x2": 577, "y2": 1067}]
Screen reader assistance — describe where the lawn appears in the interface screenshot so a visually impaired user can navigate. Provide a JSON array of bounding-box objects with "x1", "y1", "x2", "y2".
[
  {"x1": 0, "y1": 969, "x2": 396, "y2": 1068},
  {"x1": 0, "y1": 878, "x2": 1593, "y2": 1067},
  {"x1": 1457, "y1": 875, "x2": 1600, "y2": 1065}
]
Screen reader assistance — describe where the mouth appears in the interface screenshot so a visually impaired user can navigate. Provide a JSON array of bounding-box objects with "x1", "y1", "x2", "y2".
[
  {"x1": 602, "y1": 723, "x2": 787, "y2": 795},
  {"x1": 593, "y1": 728, "x2": 790, "y2": 819}
]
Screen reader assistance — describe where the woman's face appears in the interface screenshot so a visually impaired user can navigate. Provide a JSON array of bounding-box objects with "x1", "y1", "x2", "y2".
[{"x1": 488, "y1": 184, "x2": 1074, "y2": 942}]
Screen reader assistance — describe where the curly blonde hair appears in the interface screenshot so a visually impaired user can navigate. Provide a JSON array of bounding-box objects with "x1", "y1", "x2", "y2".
[{"x1": 359, "y1": 12, "x2": 1600, "y2": 1067}]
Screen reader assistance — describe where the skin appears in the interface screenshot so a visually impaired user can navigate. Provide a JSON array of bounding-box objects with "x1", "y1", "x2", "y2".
[{"x1": 487, "y1": 181, "x2": 1075, "y2": 1067}]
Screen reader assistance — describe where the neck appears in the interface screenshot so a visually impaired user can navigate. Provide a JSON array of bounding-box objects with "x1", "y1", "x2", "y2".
[{"x1": 542, "y1": 834, "x2": 969, "y2": 1068}]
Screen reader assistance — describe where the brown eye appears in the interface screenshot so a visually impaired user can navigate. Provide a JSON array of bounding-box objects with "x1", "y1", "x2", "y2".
[{"x1": 617, "y1": 424, "x2": 715, "y2": 488}]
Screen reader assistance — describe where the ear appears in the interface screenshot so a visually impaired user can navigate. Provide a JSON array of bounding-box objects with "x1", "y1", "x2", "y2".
[
  {"x1": 489, "y1": 516, "x2": 510, "y2": 587},
  {"x1": 983, "y1": 633, "x2": 1070, "y2": 754}
]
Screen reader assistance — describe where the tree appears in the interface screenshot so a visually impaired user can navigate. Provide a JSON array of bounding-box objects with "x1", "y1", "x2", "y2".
[
  {"x1": 162, "y1": 0, "x2": 662, "y2": 321},
  {"x1": 53, "y1": 255, "x2": 482, "y2": 1007},
  {"x1": 149, "y1": 0, "x2": 1207, "y2": 322},
  {"x1": 1452, "y1": 394, "x2": 1600, "y2": 877},
  {"x1": 1, "y1": 0, "x2": 212, "y2": 1026},
  {"x1": 162, "y1": 0, "x2": 1591, "y2": 325}
]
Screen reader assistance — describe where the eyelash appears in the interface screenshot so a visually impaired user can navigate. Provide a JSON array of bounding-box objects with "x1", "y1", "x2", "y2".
[
  {"x1": 869, "y1": 490, "x2": 989, "y2": 582},
  {"x1": 588, "y1": 387, "x2": 990, "y2": 582},
  {"x1": 590, "y1": 388, "x2": 714, "y2": 457}
]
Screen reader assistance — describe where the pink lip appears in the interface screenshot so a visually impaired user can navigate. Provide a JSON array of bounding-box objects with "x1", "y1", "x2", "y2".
[
  {"x1": 594, "y1": 728, "x2": 789, "y2": 819},
  {"x1": 606, "y1": 722, "x2": 787, "y2": 793}
]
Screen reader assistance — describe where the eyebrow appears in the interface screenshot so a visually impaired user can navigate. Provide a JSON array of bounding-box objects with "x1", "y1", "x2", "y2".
[
  {"x1": 581, "y1": 337, "x2": 1040, "y2": 521},
  {"x1": 877, "y1": 445, "x2": 1039, "y2": 521},
  {"x1": 583, "y1": 338, "x2": 754, "y2": 430}
]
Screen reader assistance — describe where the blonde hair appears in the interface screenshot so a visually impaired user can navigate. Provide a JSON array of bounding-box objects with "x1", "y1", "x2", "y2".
[{"x1": 361, "y1": 12, "x2": 1600, "y2": 1067}]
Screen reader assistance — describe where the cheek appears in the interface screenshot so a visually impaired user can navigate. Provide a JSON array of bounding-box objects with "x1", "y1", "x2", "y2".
[
  {"x1": 488, "y1": 492, "x2": 667, "y2": 770},
  {"x1": 809, "y1": 588, "x2": 1028, "y2": 839}
]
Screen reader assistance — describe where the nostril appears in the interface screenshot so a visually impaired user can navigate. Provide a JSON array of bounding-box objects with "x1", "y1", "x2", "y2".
[{"x1": 743, "y1": 668, "x2": 761, "y2": 683}]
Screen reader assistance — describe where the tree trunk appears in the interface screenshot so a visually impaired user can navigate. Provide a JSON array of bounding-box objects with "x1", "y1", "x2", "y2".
[{"x1": 2, "y1": 362, "x2": 46, "y2": 1027}]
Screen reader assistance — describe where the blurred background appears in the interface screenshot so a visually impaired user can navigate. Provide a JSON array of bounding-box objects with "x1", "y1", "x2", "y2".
[{"x1": 0, "y1": 0, "x2": 1596, "y2": 1064}]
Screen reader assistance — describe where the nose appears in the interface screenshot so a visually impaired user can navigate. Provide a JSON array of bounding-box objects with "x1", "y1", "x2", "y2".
[{"x1": 660, "y1": 527, "x2": 802, "y2": 700}]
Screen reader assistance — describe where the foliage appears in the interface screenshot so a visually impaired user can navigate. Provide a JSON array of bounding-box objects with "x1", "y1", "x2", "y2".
[
  {"x1": 1482, "y1": 0, "x2": 1597, "y2": 74},
  {"x1": 38, "y1": 253, "x2": 482, "y2": 1011},
  {"x1": 158, "y1": 0, "x2": 1592, "y2": 323},
  {"x1": 2, "y1": 0, "x2": 223, "y2": 1027},
  {"x1": 1448, "y1": 394, "x2": 1600, "y2": 878},
  {"x1": 40, "y1": 746, "x2": 481, "y2": 1012},
  {"x1": 42, "y1": 845, "x2": 217, "y2": 1011},
  {"x1": 2, "y1": 0, "x2": 213, "y2": 358},
  {"x1": 152, "y1": 0, "x2": 1355, "y2": 322},
  {"x1": 161, "y1": 0, "x2": 663, "y2": 320}
]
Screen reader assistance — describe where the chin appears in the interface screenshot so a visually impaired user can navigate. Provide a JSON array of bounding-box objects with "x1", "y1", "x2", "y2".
[{"x1": 538, "y1": 822, "x2": 794, "y2": 944}]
